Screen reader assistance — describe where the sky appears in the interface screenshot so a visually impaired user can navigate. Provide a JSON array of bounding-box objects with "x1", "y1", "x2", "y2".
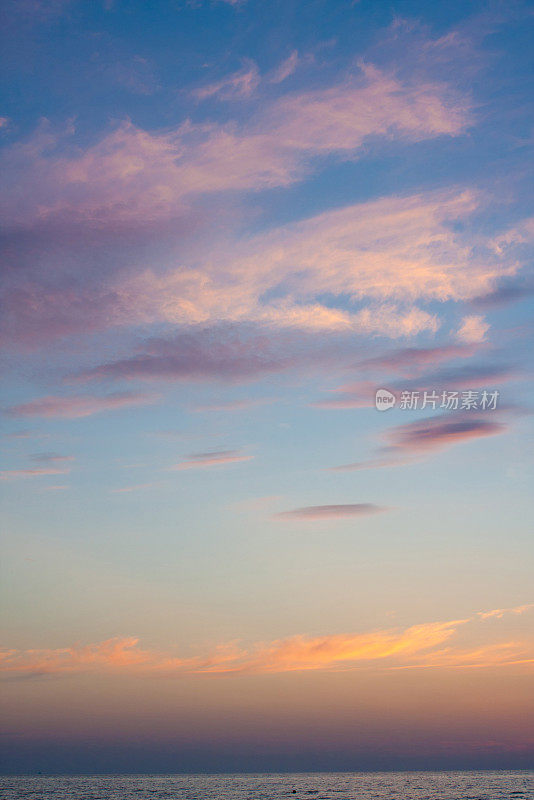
[{"x1": 0, "y1": 0, "x2": 533, "y2": 775}]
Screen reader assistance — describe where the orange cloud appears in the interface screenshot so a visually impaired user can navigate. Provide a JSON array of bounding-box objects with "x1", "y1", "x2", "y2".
[
  {"x1": 477, "y1": 603, "x2": 534, "y2": 620},
  {"x1": 2, "y1": 606, "x2": 532, "y2": 679}
]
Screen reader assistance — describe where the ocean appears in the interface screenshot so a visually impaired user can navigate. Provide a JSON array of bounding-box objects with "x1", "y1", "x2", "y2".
[{"x1": 0, "y1": 771, "x2": 532, "y2": 800}]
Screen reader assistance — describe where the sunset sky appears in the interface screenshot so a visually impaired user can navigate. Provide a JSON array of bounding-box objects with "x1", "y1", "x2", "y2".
[{"x1": 1, "y1": 0, "x2": 533, "y2": 773}]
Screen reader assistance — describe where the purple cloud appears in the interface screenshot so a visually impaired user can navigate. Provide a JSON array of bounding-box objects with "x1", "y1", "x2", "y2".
[
  {"x1": 331, "y1": 412, "x2": 508, "y2": 472},
  {"x1": 275, "y1": 503, "x2": 387, "y2": 520},
  {"x1": 470, "y1": 279, "x2": 534, "y2": 309},
  {"x1": 74, "y1": 325, "x2": 337, "y2": 383},
  {"x1": 314, "y1": 362, "x2": 516, "y2": 410},
  {"x1": 358, "y1": 344, "x2": 478, "y2": 373},
  {"x1": 385, "y1": 415, "x2": 507, "y2": 453}
]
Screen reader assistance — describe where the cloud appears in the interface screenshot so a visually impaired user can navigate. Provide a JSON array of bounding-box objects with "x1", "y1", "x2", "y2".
[
  {"x1": 315, "y1": 361, "x2": 514, "y2": 410},
  {"x1": 171, "y1": 449, "x2": 253, "y2": 470},
  {"x1": 268, "y1": 51, "x2": 300, "y2": 84},
  {"x1": 384, "y1": 414, "x2": 506, "y2": 454},
  {"x1": 274, "y1": 503, "x2": 387, "y2": 520},
  {"x1": 4, "y1": 392, "x2": 158, "y2": 419},
  {"x1": 56, "y1": 186, "x2": 520, "y2": 383},
  {"x1": 457, "y1": 314, "x2": 489, "y2": 343},
  {"x1": 75, "y1": 326, "x2": 308, "y2": 383},
  {"x1": 471, "y1": 278, "x2": 534, "y2": 309},
  {"x1": 0, "y1": 636, "x2": 151, "y2": 677},
  {"x1": 477, "y1": 604, "x2": 534, "y2": 620},
  {"x1": 192, "y1": 398, "x2": 271, "y2": 412},
  {"x1": 2, "y1": 174, "x2": 523, "y2": 352},
  {"x1": 0, "y1": 66, "x2": 470, "y2": 232},
  {"x1": 107, "y1": 55, "x2": 160, "y2": 96},
  {"x1": 2, "y1": 606, "x2": 532, "y2": 678},
  {"x1": 113, "y1": 189, "x2": 510, "y2": 333},
  {"x1": 0, "y1": 467, "x2": 70, "y2": 480},
  {"x1": 331, "y1": 410, "x2": 509, "y2": 472},
  {"x1": 2, "y1": 430, "x2": 49, "y2": 440},
  {"x1": 111, "y1": 482, "x2": 161, "y2": 494},
  {"x1": 359, "y1": 343, "x2": 479, "y2": 374},
  {"x1": 29, "y1": 452, "x2": 73, "y2": 463},
  {"x1": 193, "y1": 60, "x2": 260, "y2": 100}
]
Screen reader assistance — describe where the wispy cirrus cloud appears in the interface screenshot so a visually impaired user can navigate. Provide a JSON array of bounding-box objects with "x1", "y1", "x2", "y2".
[
  {"x1": 0, "y1": 467, "x2": 70, "y2": 480},
  {"x1": 274, "y1": 503, "x2": 387, "y2": 521},
  {"x1": 358, "y1": 343, "x2": 480, "y2": 374},
  {"x1": 29, "y1": 452, "x2": 73, "y2": 463},
  {"x1": 170, "y1": 449, "x2": 253, "y2": 470},
  {"x1": 478, "y1": 604, "x2": 534, "y2": 620},
  {"x1": 4, "y1": 391, "x2": 158, "y2": 419},
  {"x1": 2, "y1": 605, "x2": 531, "y2": 679},
  {"x1": 97, "y1": 189, "x2": 516, "y2": 336},
  {"x1": 268, "y1": 50, "x2": 300, "y2": 84},
  {"x1": 53, "y1": 187, "x2": 524, "y2": 386},
  {"x1": 0, "y1": 65, "x2": 469, "y2": 231},
  {"x1": 0, "y1": 58, "x2": 484, "y2": 354},
  {"x1": 193, "y1": 59, "x2": 260, "y2": 100}
]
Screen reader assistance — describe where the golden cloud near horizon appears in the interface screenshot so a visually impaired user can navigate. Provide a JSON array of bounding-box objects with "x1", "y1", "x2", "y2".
[{"x1": 1, "y1": 604, "x2": 532, "y2": 680}]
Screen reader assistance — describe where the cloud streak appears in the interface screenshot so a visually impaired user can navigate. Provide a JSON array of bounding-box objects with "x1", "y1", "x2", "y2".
[
  {"x1": 171, "y1": 450, "x2": 253, "y2": 470},
  {"x1": 331, "y1": 407, "x2": 510, "y2": 472},
  {"x1": 274, "y1": 503, "x2": 387, "y2": 521},
  {"x1": 4, "y1": 392, "x2": 158, "y2": 419},
  {"x1": 0, "y1": 467, "x2": 70, "y2": 480},
  {"x1": 1, "y1": 605, "x2": 531, "y2": 679}
]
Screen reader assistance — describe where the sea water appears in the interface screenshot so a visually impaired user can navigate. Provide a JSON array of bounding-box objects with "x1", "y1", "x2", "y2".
[{"x1": 1, "y1": 770, "x2": 533, "y2": 799}]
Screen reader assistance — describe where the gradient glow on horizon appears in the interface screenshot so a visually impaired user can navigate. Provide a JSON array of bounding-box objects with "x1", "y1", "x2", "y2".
[{"x1": 0, "y1": 0, "x2": 533, "y2": 774}]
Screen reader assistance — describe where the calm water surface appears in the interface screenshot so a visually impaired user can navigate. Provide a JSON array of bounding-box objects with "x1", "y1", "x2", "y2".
[{"x1": 1, "y1": 771, "x2": 533, "y2": 800}]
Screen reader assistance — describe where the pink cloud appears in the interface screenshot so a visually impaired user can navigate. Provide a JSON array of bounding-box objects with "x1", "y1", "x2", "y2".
[
  {"x1": 2, "y1": 186, "x2": 522, "y2": 353},
  {"x1": 4, "y1": 391, "x2": 158, "y2": 419},
  {"x1": 457, "y1": 314, "x2": 489, "y2": 343},
  {"x1": 170, "y1": 449, "x2": 253, "y2": 470},
  {"x1": 268, "y1": 51, "x2": 300, "y2": 84},
  {"x1": 193, "y1": 60, "x2": 260, "y2": 100},
  {"x1": 0, "y1": 467, "x2": 70, "y2": 480},
  {"x1": 0, "y1": 66, "x2": 470, "y2": 231}
]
